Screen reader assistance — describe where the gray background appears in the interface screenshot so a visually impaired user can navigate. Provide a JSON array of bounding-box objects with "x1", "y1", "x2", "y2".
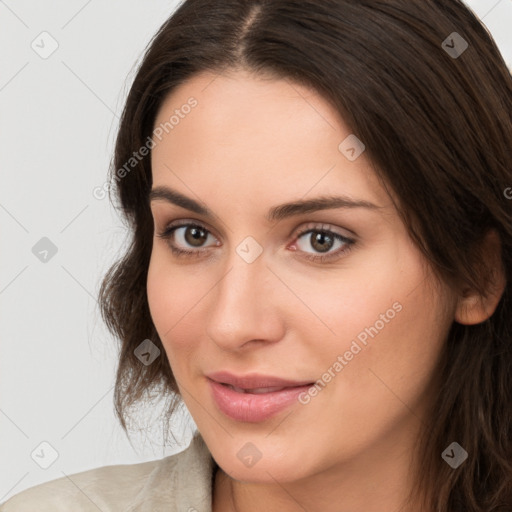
[{"x1": 1, "y1": 0, "x2": 511, "y2": 501}]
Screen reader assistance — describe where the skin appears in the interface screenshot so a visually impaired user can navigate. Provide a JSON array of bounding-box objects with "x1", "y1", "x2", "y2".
[{"x1": 146, "y1": 68, "x2": 504, "y2": 512}]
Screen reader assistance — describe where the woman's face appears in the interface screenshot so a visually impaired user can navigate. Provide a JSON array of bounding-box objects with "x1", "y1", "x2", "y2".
[{"x1": 147, "y1": 69, "x2": 457, "y2": 484}]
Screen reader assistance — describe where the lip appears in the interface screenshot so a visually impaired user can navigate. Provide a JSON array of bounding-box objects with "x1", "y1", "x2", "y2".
[
  {"x1": 207, "y1": 371, "x2": 314, "y2": 389},
  {"x1": 206, "y1": 371, "x2": 315, "y2": 423}
]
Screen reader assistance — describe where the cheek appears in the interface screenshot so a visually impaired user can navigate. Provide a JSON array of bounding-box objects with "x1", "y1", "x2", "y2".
[
  {"x1": 363, "y1": 276, "x2": 453, "y2": 399},
  {"x1": 272, "y1": 246, "x2": 408, "y2": 360},
  {"x1": 321, "y1": 287, "x2": 450, "y2": 456},
  {"x1": 146, "y1": 250, "x2": 212, "y2": 366},
  {"x1": 296, "y1": 246, "x2": 452, "y2": 422},
  {"x1": 147, "y1": 252, "x2": 172, "y2": 334},
  {"x1": 147, "y1": 252, "x2": 184, "y2": 353}
]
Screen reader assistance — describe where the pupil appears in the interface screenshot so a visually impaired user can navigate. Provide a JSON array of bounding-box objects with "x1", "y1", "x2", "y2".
[
  {"x1": 186, "y1": 227, "x2": 207, "y2": 247},
  {"x1": 312, "y1": 232, "x2": 333, "y2": 253}
]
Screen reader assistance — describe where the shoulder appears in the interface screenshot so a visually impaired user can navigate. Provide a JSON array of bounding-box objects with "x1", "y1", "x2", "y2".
[
  {"x1": 0, "y1": 432, "x2": 215, "y2": 512},
  {"x1": 0, "y1": 458, "x2": 159, "y2": 512}
]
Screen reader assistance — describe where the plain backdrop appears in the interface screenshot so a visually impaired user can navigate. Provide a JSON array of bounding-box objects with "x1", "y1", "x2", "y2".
[{"x1": 1, "y1": 0, "x2": 511, "y2": 501}]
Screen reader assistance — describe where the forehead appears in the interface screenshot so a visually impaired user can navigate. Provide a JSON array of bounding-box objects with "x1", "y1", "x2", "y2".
[{"x1": 150, "y1": 69, "x2": 391, "y2": 211}]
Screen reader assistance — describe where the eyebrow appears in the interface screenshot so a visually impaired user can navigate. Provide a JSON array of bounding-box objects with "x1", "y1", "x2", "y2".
[{"x1": 149, "y1": 185, "x2": 381, "y2": 222}]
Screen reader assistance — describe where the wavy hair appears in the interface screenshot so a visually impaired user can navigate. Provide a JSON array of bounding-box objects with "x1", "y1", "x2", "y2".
[{"x1": 98, "y1": 0, "x2": 512, "y2": 509}]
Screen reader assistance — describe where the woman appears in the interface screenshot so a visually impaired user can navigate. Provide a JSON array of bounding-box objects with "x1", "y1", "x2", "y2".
[{"x1": 2, "y1": 0, "x2": 511, "y2": 510}]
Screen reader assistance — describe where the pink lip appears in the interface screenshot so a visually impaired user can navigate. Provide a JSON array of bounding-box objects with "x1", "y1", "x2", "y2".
[{"x1": 206, "y1": 371, "x2": 315, "y2": 423}]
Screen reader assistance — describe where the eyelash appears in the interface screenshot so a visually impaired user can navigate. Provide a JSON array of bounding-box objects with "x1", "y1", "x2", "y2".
[{"x1": 155, "y1": 221, "x2": 355, "y2": 263}]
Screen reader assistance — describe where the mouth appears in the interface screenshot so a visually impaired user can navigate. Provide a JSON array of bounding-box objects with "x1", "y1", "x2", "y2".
[
  {"x1": 206, "y1": 372, "x2": 316, "y2": 422},
  {"x1": 206, "y1": 370, "x2": 315, "y2": 390},
  {"x1": 220, "y1": 384, "x2": 295, "y2": 394}
]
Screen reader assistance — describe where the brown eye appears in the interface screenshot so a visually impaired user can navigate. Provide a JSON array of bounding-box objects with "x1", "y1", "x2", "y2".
[
  {"x1": 309, "y1": 232, "x2": 335, "y2": 253},
  {"x1": 293, "y1": 224, "x2": 355, "y2": 263},
  {"x1": 156, "y1": 221, "x2": 219, "y2": 258},
  {"x1": 183, "y1": 225, "x2": 208, "y2": 247}
]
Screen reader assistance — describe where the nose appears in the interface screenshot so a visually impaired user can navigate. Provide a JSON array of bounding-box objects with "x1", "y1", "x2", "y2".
[{"x1": 205, "y1": 246, "x2": 285, "y2": 351}]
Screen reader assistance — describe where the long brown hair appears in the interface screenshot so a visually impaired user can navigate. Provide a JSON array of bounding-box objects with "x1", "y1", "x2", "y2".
[{"x1": 98, "y1": 0, "x2": 512, "y2": 509}]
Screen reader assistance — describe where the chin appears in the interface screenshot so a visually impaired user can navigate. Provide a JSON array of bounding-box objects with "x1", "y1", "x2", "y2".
[{"x1": 205, "y1": 431, "x2": 320, "y2": 484}]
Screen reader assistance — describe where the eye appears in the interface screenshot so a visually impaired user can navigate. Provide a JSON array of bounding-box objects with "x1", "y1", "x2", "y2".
[
  {"x1": 156, "y1": 221, "x2": 219, "y2": 258},
  {"x1": 291, "y1": 223, "x2": 355, "y2": 263},
  {"x1": 156, "y1": 220, "x2": 355, "y2": 263}
]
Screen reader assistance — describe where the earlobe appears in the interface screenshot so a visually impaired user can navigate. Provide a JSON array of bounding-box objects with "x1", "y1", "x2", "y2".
[
  {"x1": 454, "y1": 291, "x2": 493, "y2": 325},
  {"x1": 454, "y1": 229, "x2": 506, "y2": 325}
]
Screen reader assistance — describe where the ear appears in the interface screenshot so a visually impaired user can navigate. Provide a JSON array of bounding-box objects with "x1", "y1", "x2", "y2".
[{"x1": 454, "y1": 229, "x2": 506, "y2": 325}]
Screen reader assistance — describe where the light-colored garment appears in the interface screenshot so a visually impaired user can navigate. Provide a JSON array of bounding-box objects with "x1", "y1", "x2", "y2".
[{"x1": 0, "y1": 432, "x2": 216, "y2": 511}]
